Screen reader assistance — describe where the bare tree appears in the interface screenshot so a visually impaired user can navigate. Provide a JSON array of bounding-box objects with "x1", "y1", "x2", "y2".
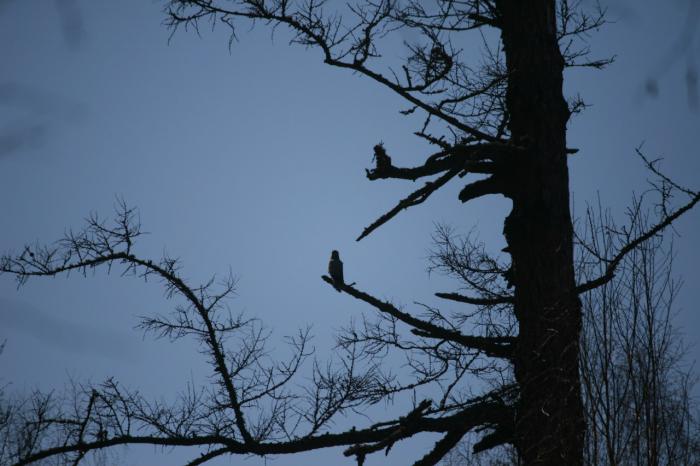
[
  {"x1": 1, "y1": 1, "x2": 700, "y2": 465},
  {"x1": 577, "y1": 198, "x2": 700, "y2": 466},
  {"x1": 438, "y1": 194, "x2": 700, "y2": 465}
]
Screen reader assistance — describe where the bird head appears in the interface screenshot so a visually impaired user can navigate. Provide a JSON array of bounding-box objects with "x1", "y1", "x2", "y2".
[{"x1": 331, "y1": 250, "x2": 340, "y2": 260}]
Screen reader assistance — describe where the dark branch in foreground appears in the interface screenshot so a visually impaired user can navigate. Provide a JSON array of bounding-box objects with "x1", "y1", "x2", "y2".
[
  {"x1": 576, "y1": 190, "x2": 699, "y2": 294},
  {"x1": 412, "y1": 426, "x2": 473, "y2": 466},
  {"x1": 321, "y1": 276, "x2": 514, "y2": 359},
  {"x1": 10, "y1": 390, "x2": 512, "y2": 466},
  {"x1": 435, "y1": 292, "x2": 513, "y2": 306},
  {"x1": 366, "y1": 142, "x2": 517, "y2": 182},
  {"x1": 0, "y1": 203, "x2": 515, "y2": 465},
  {"x1": 357, "y1": 168, "x2": 462, "y2": 241}
]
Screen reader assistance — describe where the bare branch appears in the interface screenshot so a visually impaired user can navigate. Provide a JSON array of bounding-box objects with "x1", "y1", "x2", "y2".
[
  {"x1": 357, "y1": 168, "x2": 461, "y2": 241},
  {"x1": 435, "y1": 292, "x2": 512, "y2": 306},
  {"x1": 366, "y1": 142, "x2": 518, "y2": 182},
  {"x1": 576, "y1": 191, "x2": 699, "y2": 294},
  {"x1": 321, "y1": 276, "x2": 514, "y2": 359},
  {"x1": 411, "y1": 427, "x2": 470, "y2": 466}
]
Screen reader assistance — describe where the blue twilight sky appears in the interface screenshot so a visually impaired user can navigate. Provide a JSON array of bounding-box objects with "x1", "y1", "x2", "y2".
[{"x1": 1, "y1": 1, "x2": 699, "y2": 465}]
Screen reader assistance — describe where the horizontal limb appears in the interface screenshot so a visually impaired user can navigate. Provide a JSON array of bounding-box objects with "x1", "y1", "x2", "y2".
[
  {"x1": 366, "y1": 142, "x2": 519, "y2": 182},
  {"x1": 435, "y1": 292, "x2": 513, "y2": 306},
  {"x1": 14, "y1": 397, "x2": 510, "y2": 466}
]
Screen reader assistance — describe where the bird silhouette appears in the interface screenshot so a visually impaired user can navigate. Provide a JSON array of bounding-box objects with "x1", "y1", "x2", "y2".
[{"x1": 328, "y1": 250, "x2": 344, "y2": 292}]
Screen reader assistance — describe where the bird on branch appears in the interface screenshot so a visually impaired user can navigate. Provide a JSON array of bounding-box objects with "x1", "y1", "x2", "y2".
[{"x1": 328, "y1": 250, "x2": 344, "y2": 292}]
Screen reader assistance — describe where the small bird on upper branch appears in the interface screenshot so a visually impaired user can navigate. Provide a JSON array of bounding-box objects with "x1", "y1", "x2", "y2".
[{"x1": 328, "y1": 250, "x2": 344, "y2": 292}]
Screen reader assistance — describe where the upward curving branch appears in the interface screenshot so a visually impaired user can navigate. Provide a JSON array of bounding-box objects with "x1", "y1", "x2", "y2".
[{"x1": 576, "y1": 189, "x2": 699, "y2": 295}]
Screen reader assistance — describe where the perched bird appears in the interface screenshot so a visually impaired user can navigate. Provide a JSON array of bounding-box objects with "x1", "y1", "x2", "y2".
[{"x1": 328, "y1": 250, "x2": 344, "y2": 292}]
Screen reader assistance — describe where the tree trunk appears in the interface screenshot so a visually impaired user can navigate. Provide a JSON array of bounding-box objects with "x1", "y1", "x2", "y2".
[{"x1": 497, "y1": 1, "x2": 585, "y2": 464}]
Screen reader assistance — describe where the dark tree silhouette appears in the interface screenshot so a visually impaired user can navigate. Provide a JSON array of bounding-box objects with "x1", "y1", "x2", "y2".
[
  {"x1": 1, "y1": 1, "x2": 699, "y2": 465},
  {"x1": 577, "y1": 199, "x2": 700, "y2": 465},
  {"x1": 440, "y1": 198, "x2": 700, "y2": 465}
]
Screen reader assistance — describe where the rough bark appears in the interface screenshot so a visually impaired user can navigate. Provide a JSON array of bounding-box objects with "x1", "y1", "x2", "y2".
[{"x1": 497, "y1": 1, "x2": 585, "y2": 464}]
